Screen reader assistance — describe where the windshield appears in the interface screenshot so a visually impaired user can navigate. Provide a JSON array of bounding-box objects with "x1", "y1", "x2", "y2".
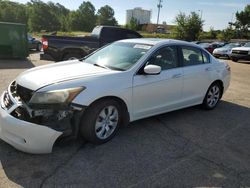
[
  {"x1": 199, "y1": 43, "x2": 210, "y2": 48},
  {"x1": 223, "y1": 43, "x2": 239, "y2": 48},
  {"x1": 85, "y1": 42, "x2": 152, "y2": 71},
  {"x1": 244, "y1": 42, "x2": 250, "y2": 47}
]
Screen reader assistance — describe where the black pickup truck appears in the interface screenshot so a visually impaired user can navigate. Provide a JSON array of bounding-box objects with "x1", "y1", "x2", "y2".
[{"x1": 40, "y1": 26, "x2": 142, "y2": 61}]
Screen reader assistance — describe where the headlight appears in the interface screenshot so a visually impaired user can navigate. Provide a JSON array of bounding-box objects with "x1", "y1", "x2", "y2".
[
  {"x1": 29, "y1": 87, "x2": 85, "y2": 104},
  {"x1": 248, "y1": 51, "x2": 250, "y2": 55}
]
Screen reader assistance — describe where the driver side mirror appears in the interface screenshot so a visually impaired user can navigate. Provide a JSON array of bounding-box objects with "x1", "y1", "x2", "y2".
[{"x1": 144, "y1": 65, "x2": 161, "y2": 75}]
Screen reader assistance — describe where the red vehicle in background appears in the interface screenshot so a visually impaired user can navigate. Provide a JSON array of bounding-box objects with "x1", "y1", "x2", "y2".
[{"x1": 198, "y1": 42, "x2": 225, "y2": 54}]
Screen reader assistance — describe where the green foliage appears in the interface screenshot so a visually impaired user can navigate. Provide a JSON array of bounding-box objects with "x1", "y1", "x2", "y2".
[
  {"x1": 68, "y1": 11, "x2": 82, "y2": 31},
  {"x1": 69, "y1": 1, "x2": 96, "y2": 32},
  {"x1": 0, "y1": 1, "x2": 28, "y2": 24},
  {"x1": 0, "y1": 0, "x2": 248, "y2": 40},
  {"x1": 125, "y1": 17, "x2": 139, "y2": 31},
  {"x1": 199, "y1": 27, "x2": 220, "y2": 40},
  {"x1": 97, "y1": 5, "x2": 118, "y2": 26},
  {"x1": 207, "y1": 27, "x2": 217, "y2": 39},
  {"x1": 79, "y1": 1, "x2": 96, "y2": 31},
  {"x1": 47, "y1": 2, "x2": 70, "y2": 31},
  {"x1": 27, "y1": 0, "x2": 61, "y2": 32},
  {"x1": 141, "y1": 32, "x2": 176, "y2": 39},
  {"x1": 217, "y1": 27, "x2": 234, "y2": 41},
  {"x1": 0, "y1": 0, "x2": 98, "y2": 32},
  {"x1": 234, "y1": 4, "x2": 250, "y2": 39},
  {"x1": 174, "y1": 12, "x2": 203, "y2": 41}
]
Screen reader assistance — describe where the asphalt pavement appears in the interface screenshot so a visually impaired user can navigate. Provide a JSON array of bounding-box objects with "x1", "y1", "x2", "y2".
[{"x1": 0, "y1": 53, "x2": 249, "y2": 188}]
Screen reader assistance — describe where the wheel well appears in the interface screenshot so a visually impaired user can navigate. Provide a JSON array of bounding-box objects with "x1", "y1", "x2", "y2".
[
  {"x1": 211, "y1": 80, "x2": 224, "y2": 98},
  {"x1": 62, "y1": 49, "x2": 86, "y2": 58},
  {"x1": 87, "y1": 96, "x2": 130, "y2": 126}
]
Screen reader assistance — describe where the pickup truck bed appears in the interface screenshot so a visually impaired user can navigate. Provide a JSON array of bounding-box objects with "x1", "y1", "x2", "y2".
[{"x1": 40, "y1": 26, "x2": 142, "y2": 61}]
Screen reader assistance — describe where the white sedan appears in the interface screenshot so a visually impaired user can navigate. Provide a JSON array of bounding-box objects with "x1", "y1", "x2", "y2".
[
  {"x1": 0, "y1": 39, "x2": 231, "y2": 154},
  {"x1": 213, "y1": 43, "x2": 241, "y2": 59}
]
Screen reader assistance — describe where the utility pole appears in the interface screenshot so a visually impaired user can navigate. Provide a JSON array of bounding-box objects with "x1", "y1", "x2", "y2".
[
  {"x1": 157, "y1": 0, "x2": 163, "y2": 26},
  {"x1": 231, "y1": 12, "x2": 234, "y2": 23},
  {"x1": 198, "y1": 9, "x2": 203, "y2": 20}
]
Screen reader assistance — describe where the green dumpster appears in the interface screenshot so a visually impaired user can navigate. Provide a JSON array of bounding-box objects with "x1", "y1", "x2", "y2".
[{"x1": 0, "y1": 22, "x2": 28, "y2": 59}]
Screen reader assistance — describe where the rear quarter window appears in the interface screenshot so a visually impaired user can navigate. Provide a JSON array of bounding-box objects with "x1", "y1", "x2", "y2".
[
  {"x1": 126, "y1": 32, "x2": 141, "y2": 39},
  {"x1": 202, "y1": 50, "x2": 210, "y2": 64}
]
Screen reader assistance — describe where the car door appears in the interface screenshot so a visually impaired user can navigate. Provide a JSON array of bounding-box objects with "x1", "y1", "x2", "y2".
[
  {"x1": 132, "y1": 45, "x2": 183, "y2": 120},
  {"x1": 180, "y1": 45, "x2": 214, "y2": 105}
]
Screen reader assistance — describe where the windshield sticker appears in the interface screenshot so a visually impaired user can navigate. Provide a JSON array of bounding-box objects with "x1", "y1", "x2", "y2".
[{"x1": 134, "y1": 44, "x2": 152, "y2": 50}]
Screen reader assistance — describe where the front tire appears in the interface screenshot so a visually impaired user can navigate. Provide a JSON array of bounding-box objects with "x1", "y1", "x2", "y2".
[
  {"x1": 231, "y1": 57, "x2": 238, "y2": 62},
  {"x1": 80, "y1": 99, "x2": 122, "y2": 144},
  {"x1": 202, "y1": 83, "x2": 222, "y2": 110}
]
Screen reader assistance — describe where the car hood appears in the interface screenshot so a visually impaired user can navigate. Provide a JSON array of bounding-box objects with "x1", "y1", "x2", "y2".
[
  {"x1": 232, "y1": 47, "x2": 250, "y2": 51},
  {"x1": 16, "y1": 60, "x2": 113, "y2": 91}
]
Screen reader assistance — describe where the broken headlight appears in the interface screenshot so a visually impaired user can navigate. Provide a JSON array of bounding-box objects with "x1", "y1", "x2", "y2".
[{"x1": 29, "y1": 87, "x2": 85, "y2": 104}]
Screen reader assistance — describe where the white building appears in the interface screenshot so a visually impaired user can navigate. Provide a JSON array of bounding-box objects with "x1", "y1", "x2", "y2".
[{"x1": 126, "y1": 7, "x2": 151, "y2": 25}]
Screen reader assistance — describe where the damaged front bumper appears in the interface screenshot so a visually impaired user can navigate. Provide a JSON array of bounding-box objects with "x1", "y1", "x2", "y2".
[
  {"x1": 0, "y1": 82, "x2": 84, "y2": 154},
  {"x1": 0, "y1": 105, "x2": 62, "y2": 154}
]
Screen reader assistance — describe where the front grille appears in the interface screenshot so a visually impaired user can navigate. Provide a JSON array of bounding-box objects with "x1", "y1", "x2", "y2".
[
  {"x1": 232, "y1": 50, "x2": 248, "y2": 55},
  {"x1": 16, "y1": 84, "x2": 33, "y2": 103},
  {"x1": 3, "y1": 92, "x2": 14, "y2": 110}
]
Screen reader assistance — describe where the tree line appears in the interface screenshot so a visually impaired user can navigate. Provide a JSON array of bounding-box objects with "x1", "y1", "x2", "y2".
[
  {"x1": 0, "y1": 0, "x2": 118, "y2": 32},
  {"x1": 174, "y1": 4, "x2": 250, "y2": 41},
  {"x1": 0, "y1": 0, "x2": 249, "y2": 41}
]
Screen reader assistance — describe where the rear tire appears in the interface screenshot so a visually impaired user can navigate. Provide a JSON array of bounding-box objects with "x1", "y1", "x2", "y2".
[
  {"x1": 80, "y1": 99, "x2": 122, "y2": 144},
  {"x1": 202, "y1": 83, "x2": 222, "y2": 110},
  {"x1": 231, "y1": 57, "x2": 238, "y2": 62}
]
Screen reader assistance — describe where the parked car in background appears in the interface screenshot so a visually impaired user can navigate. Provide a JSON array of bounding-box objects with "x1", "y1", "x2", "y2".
[
  {"x1": 191, "y1": 41, "x2": 202, "y2": 44},
  {"x1": 40, "y1": 26, "x2": 142, "y2": 61},
  {"x1": 28, "y1": 35, "x2": 42, "y2": 51},
  {"x1": 211, "y1": 42, "x2": 227, "y2": 47},
  {"x1": 199, "y1": 42, "x2": 225, "y2": 54},
  {"x1": 0, "y1": 38, "x2": 231, "y2": 153},
  {"x1": 213, "y1": 43, "x2": 241, "y2": 59},
  {"x1": 229, "y1": 42, "x2": 250, "y2": 62},
  {"x1": 198, "y1": 43, "x2": 214, "y2": 53}
]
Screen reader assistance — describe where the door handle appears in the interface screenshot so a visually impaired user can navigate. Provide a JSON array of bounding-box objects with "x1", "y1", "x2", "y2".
[
  {"x1": 205, "y1": 67, "x2": 212, "y2": 71},
  {"x1": 172, "y1": 73, "x2": 182, "y2": 79}
]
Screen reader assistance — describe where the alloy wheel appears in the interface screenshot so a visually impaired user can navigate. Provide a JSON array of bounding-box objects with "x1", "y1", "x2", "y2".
[
  {"x1": 95, "y1": 105, "x2": 119, "y2": 140},
  {"x1": 207, "y1": 85, "x2": 220, "y2": 108}
]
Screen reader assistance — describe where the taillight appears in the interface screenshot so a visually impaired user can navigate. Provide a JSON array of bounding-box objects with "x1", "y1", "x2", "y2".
[{"x1": 42, "y1": 37, "x2": 48, "y2": 49}]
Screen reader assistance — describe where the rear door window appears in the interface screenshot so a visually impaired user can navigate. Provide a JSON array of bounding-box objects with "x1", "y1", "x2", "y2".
[
  {"x1": 181, "y1": 46, "x2": 204, "y2": 66},
  {"x1": 126, "y1": 31, "x2": 141, "y2": 39}
]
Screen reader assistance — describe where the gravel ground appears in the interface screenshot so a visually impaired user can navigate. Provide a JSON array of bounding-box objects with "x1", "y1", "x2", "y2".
[{"x1": 0, "y1": 53, "x2": 249, "y2": 188}]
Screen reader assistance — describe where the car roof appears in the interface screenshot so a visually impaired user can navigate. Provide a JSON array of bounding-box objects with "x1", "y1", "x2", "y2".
[{"x1": 118, "y1": 38, "x2": 195, "y2": 47}]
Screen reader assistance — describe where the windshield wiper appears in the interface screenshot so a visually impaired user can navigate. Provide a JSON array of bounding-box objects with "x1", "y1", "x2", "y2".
[
  {"x1": 93, "y1": 63, "x2": 110, "y2": 69},
  {"x1": 79, "y1": 57, "x2": 87, "y2": 62},
  {"x1": 106, "y1": 66, "x2": 125, "y2": 71}
]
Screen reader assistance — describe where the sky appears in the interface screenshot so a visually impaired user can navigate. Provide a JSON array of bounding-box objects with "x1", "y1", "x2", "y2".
[{"x1": 14, "y1": 0, "x2": 249, "y2": 31}]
